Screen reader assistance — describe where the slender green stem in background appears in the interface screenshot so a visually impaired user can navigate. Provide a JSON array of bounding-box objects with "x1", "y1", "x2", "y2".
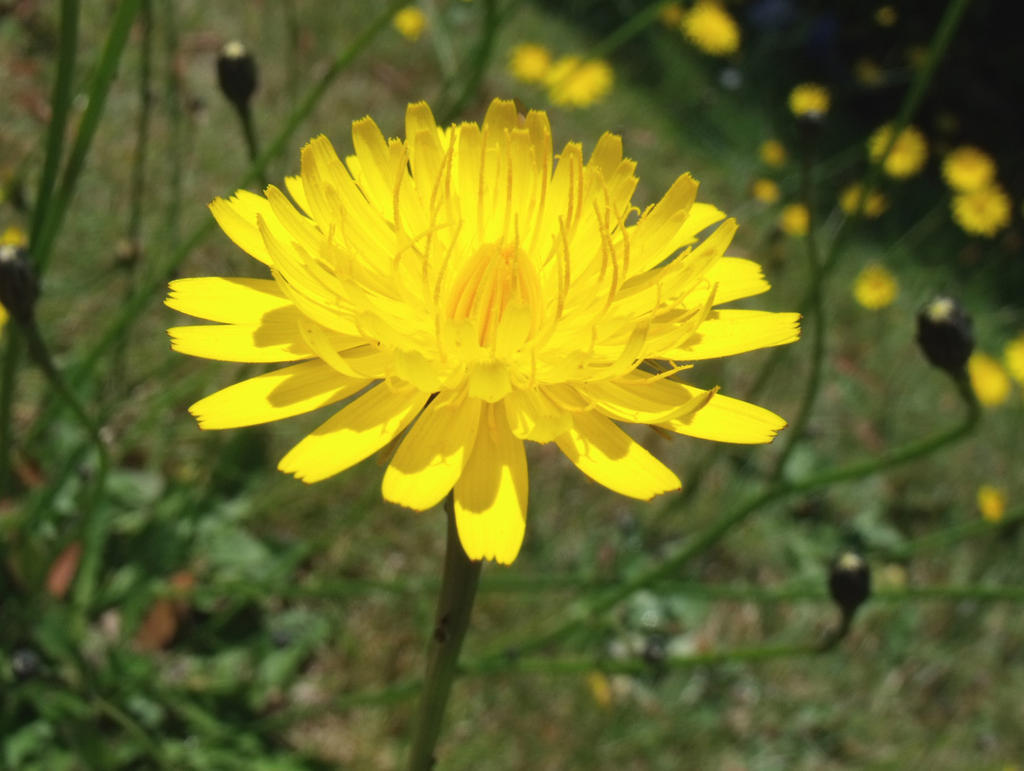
[
  {"x1": 0, "y1": 335, "x2": 23, "y2": 497},
  {"x1": 438, "y1": 0, "x2": 498, "y2": 123},
  {"x1": 407, "y1": 499, "x2": 483, "y2": 771},
  {"x1": 235, "y1": 104, "x2": 266, "y2": 187},
  {"x1": 590, "y1": 0, "x2": 668, "y2": 59},
  {"x1": 33, "y1": 0, "x2": 142, "y2": 275},
  {"x1": 127, "y1": 0, "x2": 152, "y2": 254},
  {"x1": 770, "y1": 136, "x2": 825, "y2": 480},
  {"x1": 423, "y1": 0, "x2": 459, "y2": 80}
]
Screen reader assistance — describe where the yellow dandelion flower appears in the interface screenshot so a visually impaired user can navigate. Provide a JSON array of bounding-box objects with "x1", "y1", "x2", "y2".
[
  {"x1": 952, "y1": 184, "x2": 1011, "y2": 238},
  {"x1": 1004, "y1": 334, "x2": 1024, "y2": 385},
  {"x1": 586, "y1": 671, "x2": 613, "y2": 707},
  {"x1": 788, "y1": 82, "x2": 830, "y2": 119},
  {"x1": 779, "y1": 202, "x2": 809, "y2": 236},
  {"x1": 868, "y1": 124, "x2": 928, "y2": 179},
  {"x1": 942, "y1": 146, "x2": 996, "y2": 193},
  {"x1": 854, "y1": 57, "x2": 885, "y2": 88},
  {"x1": 0, "y1": 225, "x2": 28, "y2": 247},
  {"x1": 508, "y1": 43, "x2": 552, "y2": 84},
  {"x1": 659, "y1": 2, "x2": 684, "y2": 27},
  {"x1": 968, "y1": 352, "x2": 1012, "y2": 407},
  {"x1": 759, "y1": 139, "x2": 787, "y2": 167},
  {"x1": 681, "y1": 1, "x2": 741, "y2": 56},
  {"x1": 839, "y1": 183, "x2": 887, "y2": 219},
  {"x1": 874, "y1": 5, "x2": 897, "y2": 27},
  {"x1": 977, "y1": 484, "x2": 1006, "y2": 523},
  {"x1": 393, "y1": 6, "x2": 427, "y2": 42},
  {"x1": 167, "y1": 99, "x2": 799, "y2": 564},
  {"x1": 751, "y1": 178, "x2": 780, "y2": 204},
  {"x1": 852, "y1": 262, "x2": 898, "y2": 310},
  {"x1": 545, "y1": 57, "x2": 614, "y2": 109}
]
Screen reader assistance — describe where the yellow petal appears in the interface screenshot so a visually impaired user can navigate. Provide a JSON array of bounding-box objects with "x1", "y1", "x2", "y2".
[
  {"x1": 283, "y1": 174, "x2": 310, "y2": 214},
  {"x1": 701, "y1": 257, "x2": 771, "y2": 304},
  {"x1": 661, "y1": 388, "x2": 786, "y2": 444},
  {"x1": 555, "y1": 410, "x2": 680, "y2": 500},
  {"x1": 165, "y1": 277, "x2": 290, "y2": 324},
  {"x1": 504, "y1": 388, "x2": 572, "y2": 442},
  {"x1": 382, "y1": 396, "x2": 482, "y2": 510},
  {"x1": 209, "y1": 190, "x2": 277, "y2": 266},
  {"x1": 278, "y1": 384, "x2": 429, "y2": 483},
  {"x1": 189, "y1": 360, "x2": 369, "y2": 429},
  {"x1": 666, "y1": 310, "x2": 800, "y2": 360},
  {"x1": 169, "y1": 307, "x2": 315, "y2": 362},
  {"x1": 582, "y1": 375, "x2": 708, "y2": 423},
  {"x1": 454, "y1": 402, "x2": 528, "y2": 565}
]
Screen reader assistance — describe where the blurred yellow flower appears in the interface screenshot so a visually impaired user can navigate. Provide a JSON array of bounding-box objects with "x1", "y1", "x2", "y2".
[
  {"x1": 968, "y1": 352, "x2": 1012, "y2": 407},
  {"x1": 759, "y1": 139, "x2": 787, "y2": 167},
  {"x1": 751, "y1": 178, "x2": 781, "y2": 204},
  {"x1": 952, "y1": 184, "x2": 1011, "y2": 238},
  {"x1": 874, "y1": 5, "x2": 898, "y2": 26},
  {"x1": 1004, "y1": 333, "x2": 1024, "y2": 385},
  {"x1": 167, "y1": 99, "x2": 798, "y2": 564},
  {"x1": 942, "y1": 146, "x2": 996, "y2": 193},
  {"x1": 681, "y1": 1, "x2": 741, "y2": 56},
  {"x1": 586, "y1": 671, "x2": 613, "y2": 707},
  {"x1": 868, "y1": 124, "x2": 928, "y2": 179},
  {"x1": 0, "y1": 225, "x2": 28, "y2": 247},
  {"x1": 977, "y1": 484, "x2": 1006, "y2": 523},
  {"x1": 788, "y1": 82, "x2": 830, "y2": 119},
  {"x1": 854, "y1": 57, "x2": 885, "y2": 88},
  {"x1": 839, "y1": 183, "x2": 887, "y2": 219},
  {"x1": 852, "y1": 262, "x2": 898, "y2": 310},
  {"x1": 779, "y1": 202, "x2": 809, "y2": 236},
  {"x1": 393, "y1": 6, "x2": 427, "y2": 42},
  {"x1": 545, "y1": 56, "x2": 614, "y2": 108},
  {"x1": 508, "y1": 43, "x2": 552, "y2": 84}
]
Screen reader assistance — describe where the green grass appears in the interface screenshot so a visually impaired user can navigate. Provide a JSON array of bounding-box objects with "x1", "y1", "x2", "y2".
[{"x1": 2, "y1": 1, "x2": 1023, "y2": 769}]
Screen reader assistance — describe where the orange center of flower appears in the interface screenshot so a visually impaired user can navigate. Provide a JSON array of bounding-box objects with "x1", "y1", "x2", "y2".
[{"x1": 446, "y1": 243, "x2": 542, "y2": 348}]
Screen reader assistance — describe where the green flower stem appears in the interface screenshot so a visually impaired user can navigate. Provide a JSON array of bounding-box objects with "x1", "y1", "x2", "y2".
[
  {"x1": 234, "y1": 102, "x2": 266, "y2": 188},
  {"x1": 407, "y1": 498, "x2": 483, "y2": 771},
  {"x1": 0, "y1": 335, "x2": 23, "y2": 497},
  {"x1": 590, "y1": 0, "x2": 670, "y2": 60},
  {"x1": 32, "y1": 0, "x2": 142, "y2": 275},
  {"x1": 437, "y1": 0, "x2": 498, "y2": 123}
]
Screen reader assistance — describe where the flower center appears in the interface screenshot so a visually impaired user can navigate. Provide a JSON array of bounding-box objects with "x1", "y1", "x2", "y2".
[{"x1": 446, "y1": 243, "x2": 542, "y2": 349}]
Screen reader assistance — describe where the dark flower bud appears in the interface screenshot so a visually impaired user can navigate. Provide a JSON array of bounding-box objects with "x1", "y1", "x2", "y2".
[
  {"x1": 0, "y1": 243, "x2": 39, "y2": 324},
  {"x1": 916, "y1": 296, "x2": 973, "y2": 375},
  {"x1": 828, "y1": 551, "x2": 871, "y2": 618},
  {"x1": 216, "y1": 40, "x2": 257, "y2": 113},
  {"x1": 10, "y1": 647, "x2": 42, "y2": 681}
]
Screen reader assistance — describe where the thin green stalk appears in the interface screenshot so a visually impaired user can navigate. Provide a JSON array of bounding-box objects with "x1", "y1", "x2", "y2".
[
  {"x1": 33, "y1": 0, "x2": 142, "y2": 274},
  {"x1": 438, "y1": 0, "x2": 498, "y2": 123},
  {"x1": 0, "y1": 335, "x2": 23, "y2": 496},
  {"x1": 590, "y1": 0, "x2": 669, "y2": 59},
  {"x1": 770, "y1": 137, "x2": 825, "y2": 480},
  {"x1": 407, "y1": 499, "x2": 482, "y2": 771}
]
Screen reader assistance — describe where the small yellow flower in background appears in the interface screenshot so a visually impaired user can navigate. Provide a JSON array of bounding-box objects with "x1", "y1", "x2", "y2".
[
  {"x1": 874, "y1": 5, "x2": 898, "y2": 27},
  {"x1": 778, "y1": 202, "x2": 809, "y2": 236},
  {"x1": 759, "y1": 139, "x2": 787, "y2": 167},
  {"x1": 968, "y1": 352, "x2": 1012, "y2": 407},
  {"x1": 1004, "y1": 334, "x2": 1024, "y2": 385},
  {"x1": 868, "y1": 124, "x2": 928, "y2": 179},
  {"x1": 545, "y1": 56, "x2": 614, "y2": 108},
  {"x1": 0, "y1": 225, "x2": 28, "y2": 247},
  {"x1": 393, "y1": 5, "x2": 427, "y2": 42},
  {"x1": 839, "y1": 183, "x2": 887, "y2": 219},
  {"x1": 659, "y1": 1, "x2": 684, "y2": 27},
  {"x1": 788, "y1": 82, "x2": 830, "y2": 119},
  {"x1": 508, "y1": 43, "x2": 552, "y2": 84},
  {"x1": 854, "y1": 58, "x2": 885, "y2": 88},
  {"x1": 852, "y1": 262, "x2": 898, "y2": 310},
  {"x1": 167, "y1": 99, "x2": 799, "y2": 565},
  {"x1": 681, "y1": 1, "x2": 741, "y2": 56},
  {"x1": 751, "y1": 178, "x2": 781, "y2": 204},
  {"x1": 586, "y1": 671, "x2": 613, "y2": 707},
  {"x1": 977, "y1": 485, "x2": 1006, "y2": 523},
  {"x1": 952, "y1": 184, "x2": 1011, "y2": 238},
  {"x1": 942, "y1": 146, "x2": 997, "y2": 193}
]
